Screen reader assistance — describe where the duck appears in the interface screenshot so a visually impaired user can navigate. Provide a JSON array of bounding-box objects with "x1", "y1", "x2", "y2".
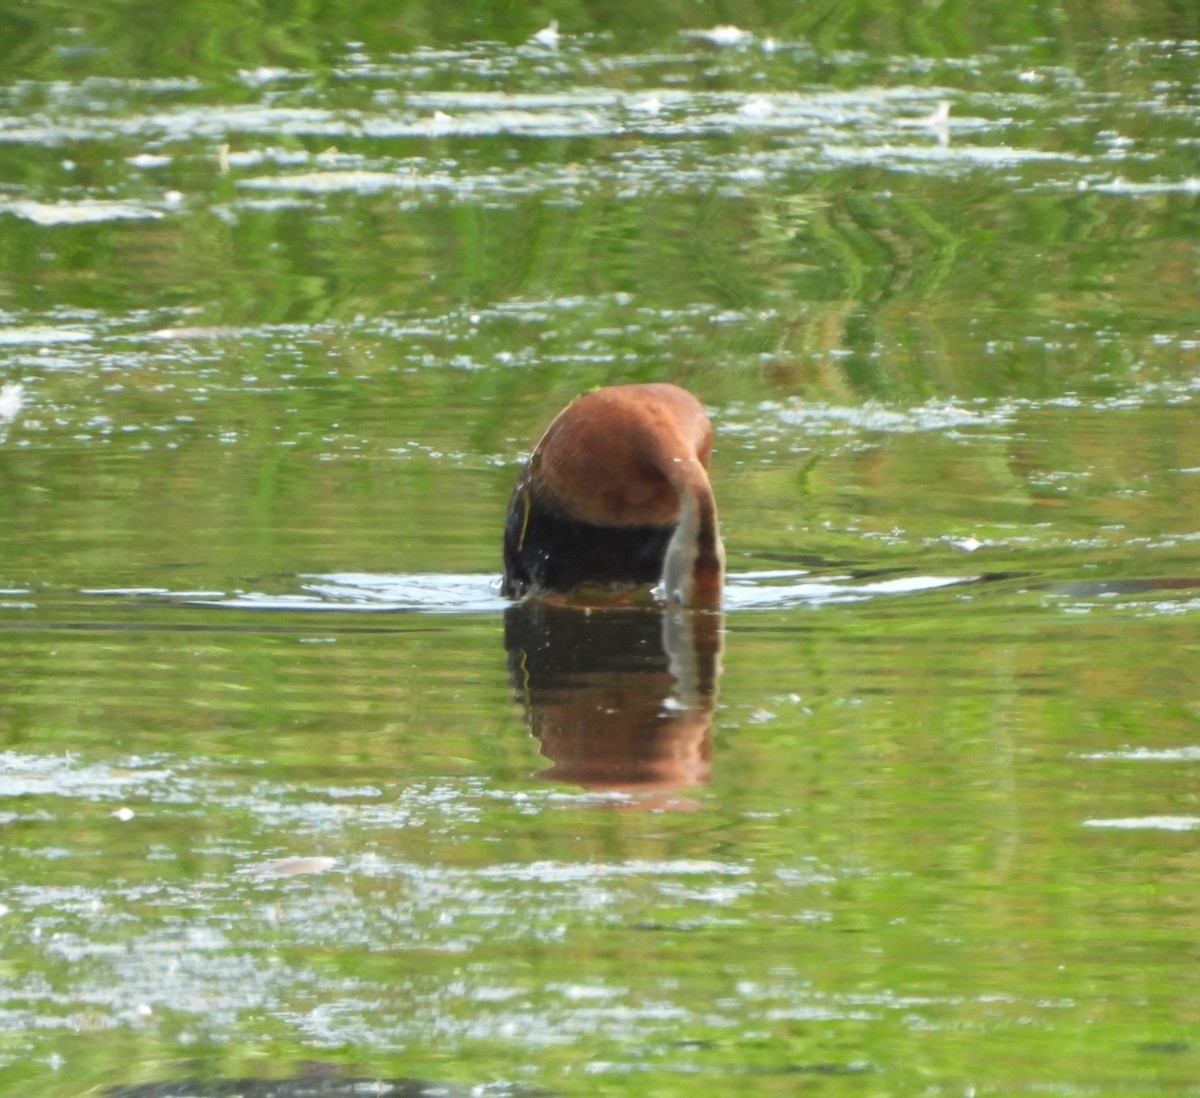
[{"x1": 502, "y1": 383, "x2": 724, "y2": 607}]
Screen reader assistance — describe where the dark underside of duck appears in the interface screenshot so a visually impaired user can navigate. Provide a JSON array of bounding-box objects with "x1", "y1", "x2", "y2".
[{"x1": 502, "y1": 478, "x2": 674, "y2": 598}]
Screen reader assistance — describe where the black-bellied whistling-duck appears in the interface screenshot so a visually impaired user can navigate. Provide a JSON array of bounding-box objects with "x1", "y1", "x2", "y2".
[{"x1": 502, "y1": 383, "x2": 724, "y2": 607}]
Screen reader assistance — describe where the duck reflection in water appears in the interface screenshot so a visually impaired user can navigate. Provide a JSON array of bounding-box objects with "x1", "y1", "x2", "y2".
[
  {"x1": 505, "y1": 601, "x2": 721, "y2": 796},
  {"x1": 501, "y1": 384, "x2": 724, "y2": 799}
]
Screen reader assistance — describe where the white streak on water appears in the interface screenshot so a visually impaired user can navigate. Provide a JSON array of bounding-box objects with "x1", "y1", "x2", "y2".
[
  {"x1": 0, "y1": 198, "x2": 164, "y2": 225},
  {"x1": 1081, "y1": 747, "x2": 1200, "y2": 762},
  {"x1": 1083, "y1": 816, "x2": 1200, "y2": 831}
]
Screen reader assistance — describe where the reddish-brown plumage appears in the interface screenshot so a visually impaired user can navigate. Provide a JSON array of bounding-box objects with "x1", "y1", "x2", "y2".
[{"x1": 502, "y1": 383, "x2": 724, "y2": 607}]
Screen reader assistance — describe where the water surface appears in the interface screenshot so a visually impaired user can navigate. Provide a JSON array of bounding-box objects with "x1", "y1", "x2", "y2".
[{"x1": 1, "y1": 4, "x2": 1199, "y2": 1096}]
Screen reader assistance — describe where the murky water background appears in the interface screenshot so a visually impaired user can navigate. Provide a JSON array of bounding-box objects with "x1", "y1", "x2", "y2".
[{"x1": 2, "y1": 3, "x2": 1199, "y2": 1095}]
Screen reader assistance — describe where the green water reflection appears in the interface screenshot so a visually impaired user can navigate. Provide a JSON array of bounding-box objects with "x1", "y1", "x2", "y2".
[{"x1": 1, "y1": 2, "x2": 1199, "y2": 1096}]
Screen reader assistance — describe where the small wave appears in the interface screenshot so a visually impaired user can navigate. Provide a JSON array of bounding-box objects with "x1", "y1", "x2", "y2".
[
  {"x1": 725, "y1": 569, "x2": 973, "y2": 610},
  {"x1": 187, "y1": 572, "x2": 508, "y2": 614}
]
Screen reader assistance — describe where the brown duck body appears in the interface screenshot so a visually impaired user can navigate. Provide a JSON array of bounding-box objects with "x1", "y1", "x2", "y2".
[{"x1": 502, "y1": 383, "x2": 724, "y2": 607}]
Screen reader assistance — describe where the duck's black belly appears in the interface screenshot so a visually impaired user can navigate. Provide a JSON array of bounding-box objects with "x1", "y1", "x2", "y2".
[{"x1": 502, "y1": 477, "x2": 674, "y2": 598}]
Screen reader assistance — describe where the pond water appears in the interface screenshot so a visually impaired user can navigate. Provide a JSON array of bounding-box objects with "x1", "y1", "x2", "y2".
[{"x1": 1, "y1": 3, "x2": 1199, "y2": 1095}]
